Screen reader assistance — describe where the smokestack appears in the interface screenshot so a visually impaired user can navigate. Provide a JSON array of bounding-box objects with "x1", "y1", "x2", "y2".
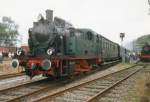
[{"x1": 46, "y1": 9, "x2": 53, "y2": 23}]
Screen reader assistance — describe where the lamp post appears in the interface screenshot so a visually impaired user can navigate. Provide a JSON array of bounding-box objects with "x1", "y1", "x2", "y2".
[{"x1": 120, "y1": 33, "x2": 125, "y2": 63}]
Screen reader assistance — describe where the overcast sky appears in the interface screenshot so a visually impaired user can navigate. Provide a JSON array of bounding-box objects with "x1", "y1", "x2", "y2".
[{"x1": 0, "y1": 0, "x2": 149, "y2": 45}]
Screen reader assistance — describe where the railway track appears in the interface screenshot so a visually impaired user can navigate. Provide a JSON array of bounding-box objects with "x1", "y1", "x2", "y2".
[
  {"x1": 0, "y1": 78, "x2": 63, "y2": 102},
  {"x1": 32, "y1": 65, "x2": 143, "y2": 102},
  {"x1": 96, "y1": 65, "x2": 150, "y2": 102},
  {"x1": 0, "y1": 61, "x2": 119, "y2": 102},
  {"x1": 0, "y1": 72, "x2": 25, "y2": 80},
  {"x1": 0, "y1": 61, "x2": 121, "y2": 102},
  {"x1": 0, "y1": 63, "x2": 143, "y2": 102}
]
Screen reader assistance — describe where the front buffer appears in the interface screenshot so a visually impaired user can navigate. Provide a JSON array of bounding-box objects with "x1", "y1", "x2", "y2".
[
  {"x1": 12, "y1": 57, "x2": 102, "y2": 78},
  {"x1": 12, "y1": 58, "x2": 54, "y2": 77}
]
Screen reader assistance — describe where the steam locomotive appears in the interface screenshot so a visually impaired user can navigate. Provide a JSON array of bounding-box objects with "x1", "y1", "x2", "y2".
[
  {"x1": 12, "y1": 10, "x2": 121, "y2": 78},
  {"x1": 140, "y1": 43, "x2": 150, "y2": 61}
]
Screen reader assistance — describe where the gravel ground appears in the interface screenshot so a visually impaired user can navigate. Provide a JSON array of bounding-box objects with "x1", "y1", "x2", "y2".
[
  {"x1": 137, "y1": 65, "x2": 150, "y2": 102},
  {"x1": 125, "y1": 65, "x2": 150, "y2": 102},
  {"x1": 97, "y1": 64, "x2": 150, "y2": 102},
  {"x1": 0, "y1": 75, "x2": 45, "y2": 91}
]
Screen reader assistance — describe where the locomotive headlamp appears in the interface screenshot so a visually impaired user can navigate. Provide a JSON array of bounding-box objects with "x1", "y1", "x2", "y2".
[
  {"x1": 41, "y1": 59, "x2": 51, "y2": 70},
  {"x1": 17, "y1": 49, "x2": 22, "y2": 56},
  {"x1": 47, "y1": 48, "x2": 54, "y2": 55},
  {"x1": 11, "y1": 59, "x2": 19, "y2": 69}
]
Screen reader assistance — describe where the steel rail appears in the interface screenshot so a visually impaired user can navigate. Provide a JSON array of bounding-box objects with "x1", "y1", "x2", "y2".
[
  {"x1": 33, "y1": 65, "x2": 140, "y2": 102},
  {"x1": 0, "y1": 60, "x2": 120, "y2": 102},
  {"x1": 6, "y1": 80, "x2": 62, "y2": 102},
  {"x1": 86, "y1": 68, "x2": 141, "y2": 102},
  {"x1": 0, "y1": 72, "x2": 25, "y2": 80},
  {"x1": 0, "y1": 78, "x2": 49, "y2": 100}
]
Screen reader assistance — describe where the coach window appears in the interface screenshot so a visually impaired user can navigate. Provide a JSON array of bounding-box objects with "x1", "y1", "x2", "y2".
[
  {"x1": 70, "y1": 31, "x2": 75, "y2": 37},
  {"x1": 81, "y1": 32, "x2": 85, "y2": 39},
  {"x1": 96, "y1": 34, "x2": 99, "y2": 43},
  {"x1": 87, "y1": 31, "x2": 93, "y2": 40},
  {"x1": 113, "y1": 45, "x2": 115, "y2": 51}
]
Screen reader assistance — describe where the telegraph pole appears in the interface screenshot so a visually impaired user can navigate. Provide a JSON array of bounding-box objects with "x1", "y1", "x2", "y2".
[{"x1": 120, "y1": 33, "x2": 125, "y2": 63}]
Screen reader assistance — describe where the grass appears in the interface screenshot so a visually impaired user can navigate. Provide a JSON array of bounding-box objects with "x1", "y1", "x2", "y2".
[{"x1": 128, "y1": 66, "x2": 150, "y2": 102}]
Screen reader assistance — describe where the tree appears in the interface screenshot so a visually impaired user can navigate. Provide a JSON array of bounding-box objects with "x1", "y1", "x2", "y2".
[{"x1": 0, "y1": 16, "x2": 19, "y2": 47}]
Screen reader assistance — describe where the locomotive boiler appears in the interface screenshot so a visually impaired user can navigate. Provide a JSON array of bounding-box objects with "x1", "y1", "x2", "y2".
[{"x1": 12, "y1": 10, "x2": 120, "y2": 78}]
